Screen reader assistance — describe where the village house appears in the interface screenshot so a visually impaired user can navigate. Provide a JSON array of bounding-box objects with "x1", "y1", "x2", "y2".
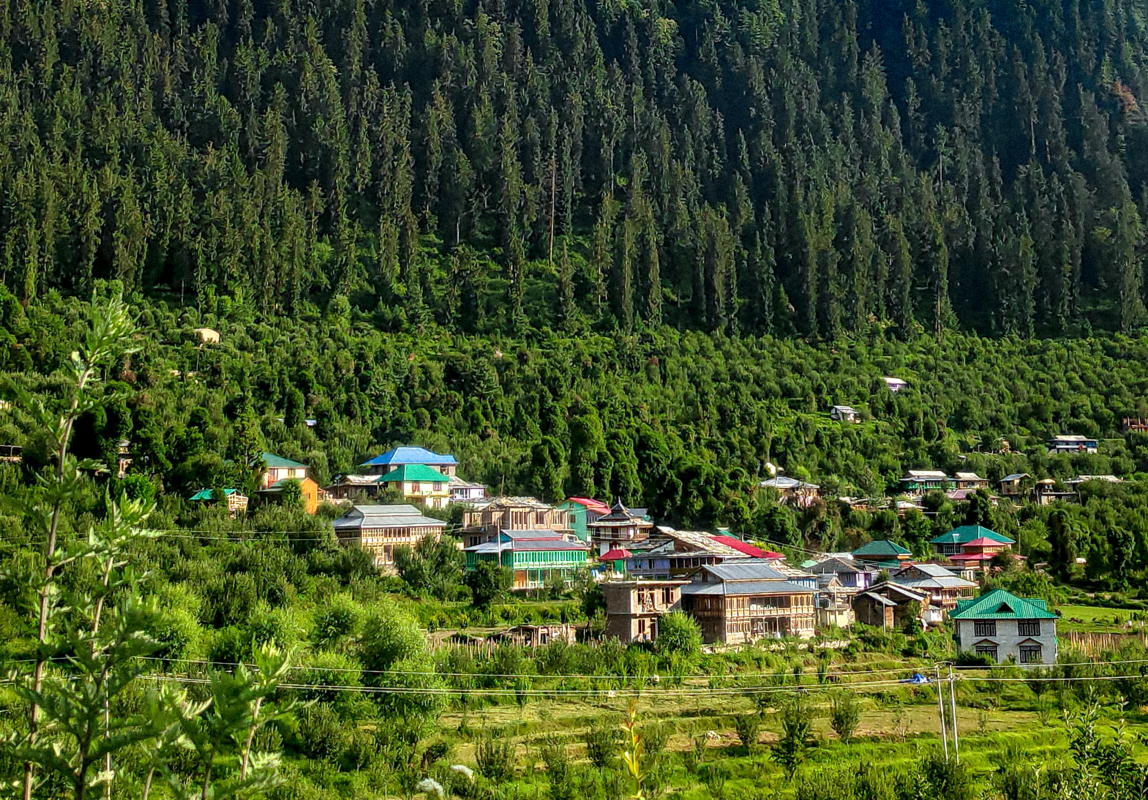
[
  {"x1": 890, "y1": 563, "x2": 977, "y2": 613},
  {"x1": 189, "y1": 488, "x2": 248, "y2": 516},
  {"x1": 950, "y1": 589, "x2": 1058, "y2": 664},
  {"x1": 586, "y1": 501, "x2": 654, "y2": 557},
  {"x1": 360, "y1": 446, "x2": 459, "y2": 478},
  {"x1": 193, "y1": 327, "x2": 220, "y2": 344},
  {"x1": 257, "y1": 452, "x2": 323, "y2": 513},
  {"x1": 929, "y1": 525, "x2": 1015, "y2": 559},
  {"x1": 953, "y1": 472, "x2": 989, "y2": 491},
  {"x1": 679, "y1": 563, "x2": 817, "y2": 642},
  {"x1": 448, "y1": 475, "x2": 488, "y2": 504},
  {"x1": 816, "y1": 575, "x2": 855, "y2": 629},
  {"x1": 333, "y1": 504, "x2": 447, "y2": 572},
  {"x1": 602, "y1": 580, "x2": 687, "y2": 643},
  {"x1": 1046, "y1": 434, "x2": 1098, "y2": 455},
  {"x1": 557, "y1": 497, "x2": 611, "y2": 541},
  {"x1": 899, "y1": 470, "x2": 950, "y2": 495},
  {"x1": 883, "y1": 376, "x2": 909, "y2": 392},
  {"x1": 1123, "y1": 418, "x2": 1148, "y2": 433},
  {"x1": 808, "y1": 557, "x2": 877, "y2": 593},
  {"x1": 325, "y1": 474, "x2": 385, "y2": 500},
  {"x1": 851, "y1": 539, "x2": 913, "y2": 570},
  {"x1": 830, "y1": 405, "x2": 859, "y2": 423},
  {"x1": 460, "y1": 497, "x2": 573, "y2": 547},
  {"x1": 1034, "y1": 478, "x2": 1079, "y2": 505},
  {"x1": 375, "y1": 463, "x2": 451, "y2": 509},
  {"x1": 463, "y1": 530, "x2": 590, "y2": 590},
  {"x1": 622, "y1": 529, "x2": 767, "y2": 579},
  {"x1": 853, "y1": 583, "x2": 934, "y2": 629},
  {"x1": 759, "y1": 476, "x2": 821, "y2": 506},
  {"x1": 997, "y1": 473, "x2": 1031, "y2": 497}
]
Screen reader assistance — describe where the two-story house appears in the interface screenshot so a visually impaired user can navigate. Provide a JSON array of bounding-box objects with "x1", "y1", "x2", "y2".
[
  {"x1": 930, "y1": 525, "x2": 1015, "y2": 559},
  {"x1": 808, "y1": 557, "x2": 877, "y2": 593},
  {"x1": 679, "y1": 562, "x2": 817, "y2": 642},
  {"x1": 1047, "y1": 434, "x2": 1098, "y2": 455},
  {"x1": 899, "y1": 470, "x2": 950, "y2": 495},
  {"x1": 463, "y1": 530, "x2": 590, "y2": 590},
  {"x1": 257, "y1": 452, "x2": 322, "y2": 513},
  {"x1": 890, "y1": 563, "x2": 977, "y2": 613},
  {"x1": 602, "y1": 580, "x2": 688, "y2": 642},
  {"x1": 461, "y1": 497, "x2": 573, "y2": 547},
  {"x1": 375, "y1": 463, "x2": 451, "y2": 509},
  {"x1": 557, "y1": 497, "x2": 611, "y2": 542},
  {"x1": 333, "y1": 504, "x2": 447, "y2": 573},
  {"x1": 950, "y1": 589, "x2": 1058, "y2": 664},
  {"x1": 852, "y1": 539, "x2": 913, "y2": 570},
  {"x1": 953, "y1": 472, "x2": 990, "y2": 491},
  {"x1": 360, "y1": 446, "x2": 459, "y2": 477},
  {"x1": 586, "y1": 501, "x2": 654, "y2": 557}
]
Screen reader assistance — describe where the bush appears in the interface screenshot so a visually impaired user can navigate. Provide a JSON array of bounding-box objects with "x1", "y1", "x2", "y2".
[
  {"x1": 475, "y1": 735, "x2": 516, "y2": 784},
  {"x1": 654, "y1": 612, "x2": 702, "y2": 660},
  {"x1": 539, "y1": 734, "x2": 576, "y2": 800},
  {"x1": 465, "y1": 561, "x2": 513, "y2": 608},
  {"x1": 830, "y1": 691, "x2": 861, "y2": 743},
  {"x1": 734, "y1": 712, "x2": 761, "y2": 750},
  {"x1": 295, "y1": 704, "x2": 348, "y2": 761},
  {"x1": 584, "y1": 721, "x2": 621, "y2": 769}
]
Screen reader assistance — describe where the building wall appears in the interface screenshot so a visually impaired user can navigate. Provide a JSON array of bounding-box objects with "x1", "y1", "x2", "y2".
[{"x1": 955, "y1": 619, "x2": 1057, "y2": 664}]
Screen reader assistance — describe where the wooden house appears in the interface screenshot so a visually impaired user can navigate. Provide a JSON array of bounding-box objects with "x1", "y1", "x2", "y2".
[
  {"x1": 189, "y1": 488, "x2": 248, "y2": 516},
  {"x1": 930, "y1": 525, "x2": 1014, "y2": 558},
  {"x1": 333, "y1": 504, "x2": 447, "y2": 573},
  {"x1": 890, "y1": 563, "x2": 977, "y2": 613},
  {"x1": 997, "y1": 473, "x2": 1031, "y2": 497},
  {"x1": 602, "y1": 580, "x2": 687, "y2": 643},
  {"x1": 586, "y1": 501, "x2": 654, "y2": 557},
  {"x1": 464, "y1": 530, "x2": 589, "y2": 590},
  {"x1": 679, "y1": 562, "x2": 817, "y2": 642},
  {"x1": 953, "y1": 472, "x2": 989, "y2": 490},
  {"x1": 460, "y1": 497, "x2": 573, "y2": 547},
  {"x1": 852, "y1": 583, "x2": 932, "y2": 630}
]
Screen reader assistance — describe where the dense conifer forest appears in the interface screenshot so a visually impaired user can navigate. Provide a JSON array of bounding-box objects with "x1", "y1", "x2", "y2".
[{"x1": 1, "y1": 0, "x2": 1148, "y2": 336}]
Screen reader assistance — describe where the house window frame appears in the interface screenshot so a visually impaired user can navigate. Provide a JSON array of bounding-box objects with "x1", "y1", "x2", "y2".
[
  {"x1": 1019, "y1": 645, "x2": 1043, "y2": 664},
  {"x1": 1018, "y1": 620, "x2": 1041, "y2": 637},
  {"x1": 974, "y1": 644, "x2": 998, "y2": 661},
  {"x1": 973, "y1": 620, "x2": 997, "y2": 637}
]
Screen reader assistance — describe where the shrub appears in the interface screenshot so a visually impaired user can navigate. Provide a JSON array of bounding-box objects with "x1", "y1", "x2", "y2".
[
  {"x1": 475, "y1": 736, "x2": 516, "y2": 783},
  {"x1": 773, "y1": 696, "x2": 814, "y2": 778},
  {"x1": 734, "y1": 712, "x2": 761, "y2": 750},
  {"x1": 654, "y1": 612, "x2": 702, "y2": 660},
  {"x1": 295, "y1": 704, "x2": 348, "y2": 761},
  {"x1": 584, "y1": 721, "x2": 621, "y2": 769},
  {"x1": 830, "y1": 691, "x2": 861, "y2": 743},
  {"x1": 539, "y1": 734, "x2": 576, "y2": 800}
]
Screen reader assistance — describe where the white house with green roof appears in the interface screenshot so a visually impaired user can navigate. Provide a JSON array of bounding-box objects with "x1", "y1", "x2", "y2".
[
  {"x1": 260, "y1": 452, "x2": 309, "y2": 488},
  {"x1": 375, "y1": 463, "x2": 451, "y2": 509},
  {"x1": 950, "y1": 589, "x2": 1057, "y2": 665}
]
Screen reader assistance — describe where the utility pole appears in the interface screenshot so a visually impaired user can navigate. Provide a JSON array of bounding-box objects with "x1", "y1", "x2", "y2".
[
  {"x1": 948, "y1": 663, "x2": 960, "y2": 762},
  {"x1": 935, "y1": 664, "x2": 948, "y2": 759}
]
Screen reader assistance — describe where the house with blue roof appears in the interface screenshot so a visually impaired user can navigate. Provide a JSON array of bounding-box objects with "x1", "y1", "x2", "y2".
[{"x1": 360, "y1": 446, "x2": 458, "y2": 478}]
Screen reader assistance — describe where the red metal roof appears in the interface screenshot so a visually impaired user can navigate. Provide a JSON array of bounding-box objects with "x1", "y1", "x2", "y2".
[
  {"x1": 566, "y1": 497, "x2": 611, "y2": 515},
  {"x1": 599, "y1": 548, "x2": 633, "y2": 561},
  {"x1": 963, "y1": 537, "x2": 1008, "y2": 547},
  {"x1": 711, "y1": 535, "x2": 784, "y2": 559}
]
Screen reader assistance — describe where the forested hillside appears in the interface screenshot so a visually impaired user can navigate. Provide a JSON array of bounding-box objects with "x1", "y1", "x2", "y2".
[{"x1": 2, "y1": 0, "x2": 1148, "y2": 336}]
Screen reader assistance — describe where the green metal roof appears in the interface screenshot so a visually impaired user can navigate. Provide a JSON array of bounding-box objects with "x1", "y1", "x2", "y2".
[
  {"x1": 190, "y1": 488, "x2": 240, "y2": 501},
  {"x1": 853, "y1": 539, "x2": 911, "y2": 557},
  {"x1": 950, "y1": 589, "x2": 1057, "y2": 621},
  {"x1": 930, "y1": 525, "x2": 1014, "y2": 546},
  {"x1": 262, "y1": 452, "x2": 308, "y2": 469},
  {"x1": 375, "y1": 463, "x2": 449, "y2": 483}
]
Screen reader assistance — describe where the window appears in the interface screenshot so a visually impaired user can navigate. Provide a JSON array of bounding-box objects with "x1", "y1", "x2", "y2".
[
  {"x1": 1018, "y1": 620, "x2": 1041, "y2": 637},
  {"x1": 974, "y1": 620, "x2": 997, "y2": 637},
  {"x1": 975, "y1": 645, "x2": 998, "y2": 661},
  {"x1": 1019, "y1": 645, "x2": 1043, "y2": 664},
  {"x1": 434, "y1": 482, "x2": 443, "y2": 491}
]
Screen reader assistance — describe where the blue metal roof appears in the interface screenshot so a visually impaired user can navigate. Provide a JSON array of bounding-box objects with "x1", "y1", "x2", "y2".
[{"x1": 360, "y1": 446, "x2": 458, "y2": 467}]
